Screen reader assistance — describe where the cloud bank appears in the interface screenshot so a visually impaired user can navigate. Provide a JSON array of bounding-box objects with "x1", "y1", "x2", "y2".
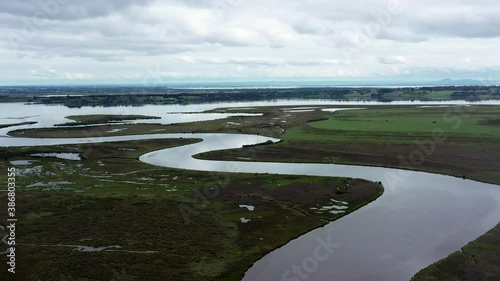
[{"x1": 1, "y1": 0, "x2": 499, "y2": 84}]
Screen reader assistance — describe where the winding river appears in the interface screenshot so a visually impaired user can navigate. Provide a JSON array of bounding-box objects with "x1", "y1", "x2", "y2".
[{"x1": 1, "y1": 100, "x2": 500, "y2": 281}]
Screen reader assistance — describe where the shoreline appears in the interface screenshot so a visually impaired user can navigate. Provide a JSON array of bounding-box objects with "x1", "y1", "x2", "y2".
[{"x1": 1, "y1": 103, "x2": 499, "y2": 280}]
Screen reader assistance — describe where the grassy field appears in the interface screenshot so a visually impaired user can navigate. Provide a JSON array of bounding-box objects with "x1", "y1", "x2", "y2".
[
  {"x1": 286, "y1": 106, "x2": 500, "y2": 140},
  {"x1": 1, "y1": 86, "x2": 499, "y2": 106},
  {"x1": 194, "y1": 105, "x2": 500, "y2": 280},
  {"x1": 424, "y1": 90, "x2": 453, "y2": 100},
  {"x1": 311, "y1": 107, "x2": 499, "y2": 135},
  {"x1": 3, "y1": 104, "x2": 499, "y2": 280},
  {"x1": 198, "y1": 105, "x2": 500, "y2": 185},
  {"x1": 0, "y1": 138, "x2": 382, "y2": 281},
  {"x1": 9, "y1": 105, "x2": 500, "y2": 184}
]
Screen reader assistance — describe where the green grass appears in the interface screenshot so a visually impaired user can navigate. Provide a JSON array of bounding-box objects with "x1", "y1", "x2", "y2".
[
  {"x1": 0, "y1": 138, "x2": 382, "y2": 281},
  {"x1": 3, "y1": 105, "x2": 498, "y2": 280},
  {"x1": 283, "y1": 106, "x2": 500, "y2": 142},
  {"x1": 194, "y1": 105, "x2": 500, "y2": 184},
  {"x1": 423, "y1": 90, "x2": 453, "y2": 100}
]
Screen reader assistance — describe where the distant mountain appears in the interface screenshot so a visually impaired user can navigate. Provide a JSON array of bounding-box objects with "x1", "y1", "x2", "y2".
[{"x1": 432, "y1": 78, "x2": 486, "y2": 86}]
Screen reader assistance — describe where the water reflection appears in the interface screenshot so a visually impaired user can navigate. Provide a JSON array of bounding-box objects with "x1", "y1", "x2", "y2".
[
  {"x1": 1, "y1": 101, "x2": 500, "y2": 280},
  {"x1": 139, "y1": 134, "x2": 500, "y2": 281}
]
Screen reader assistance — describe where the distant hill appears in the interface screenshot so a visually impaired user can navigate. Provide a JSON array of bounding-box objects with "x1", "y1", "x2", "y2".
[{"x1": 433, "y1": 78, "x2": 487, "y2": 86}]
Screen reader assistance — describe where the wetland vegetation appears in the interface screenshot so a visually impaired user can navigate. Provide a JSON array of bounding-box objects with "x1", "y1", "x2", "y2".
[
  {"x1": 1, "y1": 85, "x2": 500, "y2": 107},
  {"x1": 0, "y1": 121, "x2": 37, "y2": 129},
  {"x1": 1, "y1": 96, "x2": 500, "y2": 280},
  {"x1": 58, "y1": 114, "x2": 161, "y2": 126},
  {"x1": 13, "y1": 104, "x2": 500, "y2": 184},
  {"x1": 0, "y1": 137, "x2": 382, "y2": 281}
]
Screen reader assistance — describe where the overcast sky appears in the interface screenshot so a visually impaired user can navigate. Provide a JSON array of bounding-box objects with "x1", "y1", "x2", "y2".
[{"x1": 1, "y1": 0, "x2": 499, "y2": 85}]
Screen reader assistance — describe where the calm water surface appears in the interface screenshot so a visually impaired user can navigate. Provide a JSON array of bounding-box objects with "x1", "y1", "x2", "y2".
[{"x1": 1, "y1": 101, "x2": 500, "y2": 281}]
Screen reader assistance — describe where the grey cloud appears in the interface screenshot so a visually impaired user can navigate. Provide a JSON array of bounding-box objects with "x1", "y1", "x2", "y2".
[
  {"x1": 1, "y1": 0, "x2": 500, "y2": 83},
  {"x1": 379, "y1": 56, "x2": 407, "y2": 65},
  {"x1": 30, "y1": 68, "x2": 56, "y2": 77},
  {"x1": 414, "y1": 11, "x2": 500, "y2": 38},
  {"x1": 377, "y1": 27, "x2": 429, "y2": 42},
  {"x1": 179, "y1": 57, "x2": 339, "y2": 67},
  {"x1": 381, "y1": 2, "x2": 500, "y2": 39},
  {"x1": 0, "y1": 3, "x2": 294, "y2": 61},
  {"x1": 0, "y1": 0, "x2": 153, "y2": 21},
  {"x1": 289, "y1": 0, "x2": 500, "y2": 43}
]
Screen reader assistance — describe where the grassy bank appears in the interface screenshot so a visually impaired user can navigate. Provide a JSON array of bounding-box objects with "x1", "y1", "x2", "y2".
[
  {"x1": 0, "y1": 138, "x2": 382, "y2": 281},
  {"x1": 56, "y1": 114, "x2": 161, "y2": 126},
  {"x1": 0, "y1": 121, "x2": 37, "y2": 129},
  {"x1": 194, "y1": 105, "x2": 500, "y2": 280},
  {"x1": 4, "y1": 104, "x2": 499, "y2": 280},
  {"x1": 1, "y1": 86, "x2": 500, "y2": 106},
  {"x1": 411, "y1": 223, "x2": 500, "y2": 281},
  {"x1": 194, "y1": 105, "x2": 500, "y2": 185}
]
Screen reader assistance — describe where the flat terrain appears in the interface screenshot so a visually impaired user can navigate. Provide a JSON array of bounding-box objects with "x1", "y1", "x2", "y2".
[
  {"x1": 201, "y1": 105, "x2": 500, "y2": 185},
  {"x1": 0, "y1": 138, "x2": 382, "y2": 281},
  {"x1": 308, "y1": 107, "x2": 499, "y2": 136},
  {"x1": 10, "y1": 105, "x2": 500, "y2": 184},
  {"x1": 1, "y1": 85, "x2": 499, "y2": 106},
  {"x1": 58, "y1": 114, "x2": 161, "y2": 126},
  {"x1": 3, "y1": 104, "x2": 500, "y2": 280},
  {"x1": 0, "y1": 121, "x2": 37, "y2": 129}
]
